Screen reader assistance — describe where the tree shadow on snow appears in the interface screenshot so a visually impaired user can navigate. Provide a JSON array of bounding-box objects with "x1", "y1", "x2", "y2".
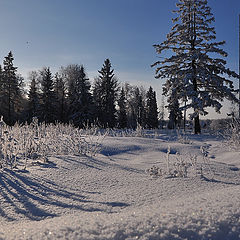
[
  {"x1": 0, "y1": 168, "x2": 129, "y2": 222},
  {"x1": 100, "y1": 145, "x2": 143, "y2": 157},
  {"x1": 201, "y1": 175, "x2": 240, "y2": 185}
]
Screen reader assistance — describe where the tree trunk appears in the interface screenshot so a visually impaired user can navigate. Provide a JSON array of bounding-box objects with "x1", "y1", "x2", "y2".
[
  {"x1": 194, "y1": 115, "x2": 201, "y2": 134},
  {"x1": 190, "y1": 4, "x2": 201, "y2": 134}
]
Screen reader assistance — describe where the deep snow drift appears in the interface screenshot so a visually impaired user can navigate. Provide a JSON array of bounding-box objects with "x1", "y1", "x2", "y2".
[{"x1": 0, "y1": 131, "x2": 240, "y2": 240}]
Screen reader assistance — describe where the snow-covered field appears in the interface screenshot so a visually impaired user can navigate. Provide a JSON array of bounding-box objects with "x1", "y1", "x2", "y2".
[{"x1": 0, "y1": 130, "x2": 240, "y2": 240}]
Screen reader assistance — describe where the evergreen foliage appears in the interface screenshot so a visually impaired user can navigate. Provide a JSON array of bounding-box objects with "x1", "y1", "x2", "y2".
[
  {"x1": 54, "y1": 72, "x2": 67, "y2": 123},
  {"x1": 0, "y1": 65, "x2": 5, "y2": 118},
  {"x1": 1, "y1": 52, "x2": 23, "y2": 125},
  {"x1": 93, "y1": 59, "x2": 119, "y2": 128},
  {"x1": 146, "y1": 86, "x2": 159, "y2": 129},
  {"x1": 27, "y1": 71, "x2": 40, "y2": 122},
  {"x1": 152, "y1": 0, "x2": 239, "y2": 134},
  {"x1": 39, "y1": 67, "x2": 57, "y2": 123},
  {"x1": 63, "y1": 64, "x2": 93, "y2": 127},
  {"x1": 118, "y1": 88, "x2": 128, "y2": 128},
  {"x1": 167, "y1": 99, "x2": 182, "y2": 129},
  {"x1": 135, "y1": 87, "x2": 146, "y2": 128},
  {"x1": 122, "y1": 83, "x2": 147, "y2": 129}
]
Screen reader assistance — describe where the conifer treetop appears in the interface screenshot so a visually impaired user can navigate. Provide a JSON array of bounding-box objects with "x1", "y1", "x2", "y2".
[{"x1": 152, "y1": 0, "x2": 239, "y2": 119}]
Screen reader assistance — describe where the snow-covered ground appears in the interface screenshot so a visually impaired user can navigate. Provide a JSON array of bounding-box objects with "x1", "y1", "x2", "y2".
[{"x1": 0, "y1": 131, "x2": 240, "y2": 240}]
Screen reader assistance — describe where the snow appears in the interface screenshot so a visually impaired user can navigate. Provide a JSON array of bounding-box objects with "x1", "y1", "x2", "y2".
[{"x1": 0, "y1": 131, "x2": 240, "y2": 240}]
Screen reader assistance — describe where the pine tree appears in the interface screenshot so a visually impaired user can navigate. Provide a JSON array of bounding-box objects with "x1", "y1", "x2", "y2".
[
  {"x1": 166, "y1": 81, "x2": 183, "y2": 129},
  {"x1": 39, "y1": 67, "x2": 57, "y2": 123},
  {"x1": 54, "y1": 72, "x2": 67, "y2": 123},
  {"x1": 0, "y1": 65, "x2": 4, "y2": 118},
  {"x1": 122, "y1": 83, "x2": 147, "y2": 129},
  {"x1": 146, "y1": 86, "x2": 159, "y2": 129},
  {"x1": 63, "y1": 64, "x2": 93, "y2": 127},
  {"x1": 1, "y1": 51, "x2": 22, "y2": 125},
  {"x1": 167, "y1": 98, "x2": 182, "y2": 129},
  {"x1": 93, "y1": 59, "x2": 119, "y2": 128},
  {"x1": 27, "y1": 71, "x2": 40, "y2": 122},
  {"x1": 152, "y1": 0, "x2": 239, "y2": 134},
  {"x1": 118, "y1": 88, "x2": 127, "y2": 128},
  {"x1": 135, "y1": 87, "x2": 146, "y2": 128},
  {"x1": 121, "y1": 83, "x2": 136, "y2": 128}
]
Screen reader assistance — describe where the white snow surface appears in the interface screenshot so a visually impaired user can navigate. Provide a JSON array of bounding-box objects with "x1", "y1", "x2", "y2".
[{"x1": 0, "y1": 132, "x2": 240, "y2": 240}]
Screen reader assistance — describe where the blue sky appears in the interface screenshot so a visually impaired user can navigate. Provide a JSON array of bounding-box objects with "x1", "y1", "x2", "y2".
[{"x1": 0, "y1": 0, "x2": 239, "y2": 118}]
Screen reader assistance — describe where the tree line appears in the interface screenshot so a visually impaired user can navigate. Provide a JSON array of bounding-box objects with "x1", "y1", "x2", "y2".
[{"x1": 0, "y1": 54, "x2": 159, "y2": 129}]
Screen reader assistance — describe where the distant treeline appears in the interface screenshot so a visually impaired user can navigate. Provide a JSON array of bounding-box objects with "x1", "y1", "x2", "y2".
[{"x1": 0, "y1": 52, "x2": 159, "y2": 129}]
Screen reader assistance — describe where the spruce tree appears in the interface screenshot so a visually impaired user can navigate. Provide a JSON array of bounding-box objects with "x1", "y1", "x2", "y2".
[
  {"x1": 2, "y1": 51, "x2": 22, "y2": 125},
  {"x1": 165, "y1": 81, "x2": 183, "y2": 129},
  {"x1": 63, "y1": 64, "x2": 93, "y2": 127},
  {"x1": 152, "y1": 0, "x2": 239, "y2": 134},
  {"x1": 0, "y1": 65, "x2": 4, "y2": 118},
  {"x1": 167, "y1": 98, "x2": 182, "y2": 129},
  {"x1": 146, "y1": 86, "x2": 159, "y2": 129},
  {"x1": 39, "y1": 67, "x2": 57, "y2": 123},
  {"x1": 54, "y1": 72, "x2": 67, "y2": 123},
  {"x1": 122, "y1": 84, "x2": 147, "y2": 129},
  {"x1": 93, "y1": 59, "x2": 118, "y2": 128},
  {"x1": 135, "y1": 87, "x2": 146, "y2": 128},
  {"x1": 118, "y1": 88, "x2": 128, "y2": 128},
  {"x1": 27, "y1": 71, "x2": 40, "y2": 122}
]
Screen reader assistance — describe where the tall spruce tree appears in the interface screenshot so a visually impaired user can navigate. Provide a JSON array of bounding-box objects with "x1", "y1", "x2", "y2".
[
  {"x1": 167, "y1": 98, "x2": 182, "y2": 129},
  {"x1": 27, "y1": 71, "x2": 40, "y2": 122},
  {"x1": 135, "y1": 87, "x2": 146, "y2": 128},
  {"x1": 146, "y1": 86, "x2": 159, "y2": 129},
  {"x1": 1, "y1": 52, "x2": 22, "y2": 125},
  {"x1": 62, "y1": 64, "x2": 93, "y2": 127},
  {"x1": 121, "y1": 83, "x2": 136, "y2": 128},
  {"x1": 166, "y1": 81, "x2": 183, "y2": 129},
  {"x1": 152, "y1": 0, "x2": 239, "y2": 134},
  {"x1": 39, "y1": 67, "x2": 57, "y2": 123},
  {"x1": 93, "y1": 59, "x2": 118, "y2": 128},
  {"x1": 118, "y1": 87, "x2": 128, "y2": 128},
  {"x1": 122, "y1": 83, "x2": 147, "y2": 129},
  {"x1": 66, "y1": 65, "x2": 93, "y2": 127},
  {"x1": 54, "y1": 72, "x2": 67, "y2": 123},
  {"x1": 0, "y1": 65, "x2": 4, "y2": 118}
]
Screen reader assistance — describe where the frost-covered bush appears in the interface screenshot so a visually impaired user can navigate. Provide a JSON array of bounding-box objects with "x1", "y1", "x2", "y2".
[
  {"x1": 146, "y1": 145, "x2": 214, "y2": 179},
  {"x1": 210, "y1": 119, "x2": 229, "y2": 132},
  {"x1": 0, "y1": 118, "x2": 107, "y2": 170},
  {"x1": 177, "y1": 130, "x2": 192, "y2": 144},
  {"x1": 145, "y1": 165, "x2": 163, "y2": 177},
  {"x1": 146, "y1": 149, "x2": 192, "y2": 179},
  {"x1": 103, "y1": 126, "x2": 162, "y2": 139},
  {"x1": 223, "y1": 118, "x2": 240, "y2": 149}
]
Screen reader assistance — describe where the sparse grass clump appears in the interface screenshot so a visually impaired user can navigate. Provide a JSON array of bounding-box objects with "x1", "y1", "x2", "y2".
[
  {"x1": 0, "y1": 118, "x2": 107, "y2": 171},
  {"x1": 146, "y1": 145, "x2": 214, "y2": 179}
]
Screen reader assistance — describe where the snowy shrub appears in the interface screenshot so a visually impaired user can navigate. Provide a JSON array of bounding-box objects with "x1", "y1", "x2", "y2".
[
  {"x1": 200, "y1": 146, "x2": 214, "y2": 178},
  {"x1": 177, "y1": 130, "x2": 192, "y2": 144},
  {"x1": 104, "y1": 127, "x2": 162, "y2": 139},
  {"x1": 210, "y1": 119, "x2": 229, "y2": 132},
  {"x1": 223, "y1": 118, "x2": 240, "y2": 149},
  {"x1": 146, "y1": 145, "x2": 214, "y2": 179},
  {"x1": 0, "y1": 119, "x2": 107, "y2": 170},
  {"x1": 146, "y1": 148, "x2": 192, "y2": 179},
  {"x1": 170, "y1": 152, "x2": 191, "y2": 177},
  {"x1": 145, "y1": 165, "x2": 163, "y2": 177}
]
